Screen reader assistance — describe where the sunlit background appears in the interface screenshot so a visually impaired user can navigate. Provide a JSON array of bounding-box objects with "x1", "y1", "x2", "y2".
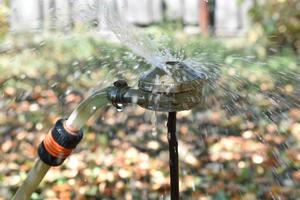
[{"x1": 0, "y1": 0, "x2": 300, "y2": 199}]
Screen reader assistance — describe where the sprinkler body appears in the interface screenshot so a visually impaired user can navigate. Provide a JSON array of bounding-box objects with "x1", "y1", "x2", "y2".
[{"x1": 107, "y1": 61, "x2": 207, "y2": 112}]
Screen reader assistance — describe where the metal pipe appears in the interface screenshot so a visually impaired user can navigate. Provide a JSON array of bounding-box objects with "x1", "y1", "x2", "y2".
[{"x1": 167, "y1": 112, "x2": 179, "y2": 200}]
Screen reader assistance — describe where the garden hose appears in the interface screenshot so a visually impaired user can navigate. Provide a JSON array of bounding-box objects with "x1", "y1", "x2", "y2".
[
  {"x1": 13, "y1": 88, "x2": 109, "y2": 200},
  {"x1": 12, "y1": 119, "x2": 83, "y2": 200}
]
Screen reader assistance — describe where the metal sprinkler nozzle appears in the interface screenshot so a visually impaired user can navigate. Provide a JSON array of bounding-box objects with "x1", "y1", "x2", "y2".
[{"x1": 107, "y1": 61, "x2": 207, "y2": 112}]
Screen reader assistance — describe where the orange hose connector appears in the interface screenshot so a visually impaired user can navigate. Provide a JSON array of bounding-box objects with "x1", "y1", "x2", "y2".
[
  {"x1": 38, "y1": 119, "x2": 83, "y2": 166},
  {"x1": 44, "y1": 131, "x2": 72, "y2": 158}
]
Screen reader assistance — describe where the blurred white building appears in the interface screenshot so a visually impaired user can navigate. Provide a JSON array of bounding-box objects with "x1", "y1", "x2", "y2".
[{"x1": 9, "y1": 0, "x2": 252, "y2": 36}]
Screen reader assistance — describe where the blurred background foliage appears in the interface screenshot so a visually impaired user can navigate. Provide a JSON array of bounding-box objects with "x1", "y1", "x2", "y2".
[
  {"x1": 1, "y1": 0, "x2": 300, "y2": 199},
  {"x1": 248, "y1": 0, "x2": 300, "y2": 54},
  {"x1": 0, "y1": 0, "x2": 9, "y2": 41},
  {"x1": 0, "y1": 31, "x2": 300, "y2": 199}
]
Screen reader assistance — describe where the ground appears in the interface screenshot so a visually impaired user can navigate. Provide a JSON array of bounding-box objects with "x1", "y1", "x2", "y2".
[{"x1": 0, "y1": 31, "x2": 300, "y2": 200}]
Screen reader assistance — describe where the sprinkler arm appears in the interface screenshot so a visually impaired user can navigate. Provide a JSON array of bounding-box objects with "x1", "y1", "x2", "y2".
[
  {"x1": 67, "y1": 79, "x2": 178, "y2": 131},
  {"x1": 66, "y1": 79, "x2": 174, "y2": 131},
  {"x1": 106, "y1": 80, "x2": 177, "y2": 111}
]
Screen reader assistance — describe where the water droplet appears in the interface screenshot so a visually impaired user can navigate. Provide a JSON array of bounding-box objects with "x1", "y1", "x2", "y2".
[
  {"x1": 20, "y1": 74, "x2": 26, "y2": 79},
  {"x1": 51, "y1": 82, "x2": 58, "y2": 88},
  {"x1": 72, "y1": 61, "x2": 79, "y2": 66},
  {"x1": 39, "y1": 41, "x2": 45, "y2": 46},
  {"x1": 116, "y1": 103, "x2": 124, "y2": 112}
]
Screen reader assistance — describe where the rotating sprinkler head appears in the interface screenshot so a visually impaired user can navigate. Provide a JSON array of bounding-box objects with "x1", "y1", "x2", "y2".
[{"x1": 108, "y1": 61, "x2": 207, "y2": 112}]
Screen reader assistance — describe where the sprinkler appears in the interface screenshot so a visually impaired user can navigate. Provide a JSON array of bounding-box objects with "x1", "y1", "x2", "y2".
[
  {"x1": 108, "y1": 61, "x2": 206, "y2": 199},
  {"x1": 13, "y1": 61, "x2": 206, "y2": 200},
  {"x1": 107, "y1": 61, "x2": 206, "y2": 112}
]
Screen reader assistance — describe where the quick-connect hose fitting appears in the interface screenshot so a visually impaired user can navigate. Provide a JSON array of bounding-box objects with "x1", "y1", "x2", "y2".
[
  {"x1": 107, "y1": 80, "x2": 147, "y2": 110},
  {"x1": 38, "y1": 119, "x2": 83, "y2": 166},
  {"x1": 108, "y1": 80, "x2": 130, "y2": 109}
]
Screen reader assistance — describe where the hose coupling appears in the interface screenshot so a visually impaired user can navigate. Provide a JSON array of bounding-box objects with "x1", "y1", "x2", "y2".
[
  {"x1": 38, "y1": 119, "x2": 83, "y2": 166},
  {"x1": 108, "y1": 80, "x2": 130, "y2": 109}
]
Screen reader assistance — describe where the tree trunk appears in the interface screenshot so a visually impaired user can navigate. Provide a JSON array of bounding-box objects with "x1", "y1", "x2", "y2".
[{"x1": 199, "y1": 0, "x2": 210, "y2": 37}]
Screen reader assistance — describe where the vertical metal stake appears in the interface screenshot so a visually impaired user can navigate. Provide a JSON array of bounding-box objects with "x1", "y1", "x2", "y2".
[{"x1": 167, "y1": 112, "x2": 179, "y2": 200}]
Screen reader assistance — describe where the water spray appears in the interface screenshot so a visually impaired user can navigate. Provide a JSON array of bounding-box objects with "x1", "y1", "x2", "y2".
[{"x1": 13, "y1": 61, "x2": 206, "y2": 200}]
